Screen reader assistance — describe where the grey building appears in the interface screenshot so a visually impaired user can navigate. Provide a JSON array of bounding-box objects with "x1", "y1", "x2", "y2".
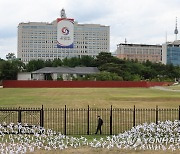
[
  {"x1": 17, "y1": 9, "x2": 110, "y2": 63},
  {"x1": 32, "y1": 67, "x2": 100, "y2": 81}
]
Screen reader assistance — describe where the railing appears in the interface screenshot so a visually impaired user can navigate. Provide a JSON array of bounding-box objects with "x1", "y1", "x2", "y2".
[
  {"x1": 0, "y1": 107, "x2": 43, "y2": 127},
  {"x1": 0, "y1": 105, "x2": 179, "y2": 135}
]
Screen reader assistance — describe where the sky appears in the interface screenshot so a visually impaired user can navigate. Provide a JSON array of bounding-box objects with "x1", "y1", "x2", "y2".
[{"x1": 0, "y1": 0, "x2": 180, "y2": 59}]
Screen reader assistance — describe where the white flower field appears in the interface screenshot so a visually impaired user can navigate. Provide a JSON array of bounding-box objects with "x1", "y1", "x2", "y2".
[{"x1": 0, "y1": 120, "x2": 180, "y2": 153}]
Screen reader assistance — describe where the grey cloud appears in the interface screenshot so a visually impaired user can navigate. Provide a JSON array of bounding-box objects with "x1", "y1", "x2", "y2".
[
  {"x1": 66, "y1": 0, "x2": 112, "y2": 23},
  {"x1": 0, "y1": 0, "x2": 180, "y2": 56},
  {"x1": 0, "y1": 37, "x2": 17, "y2": 59}
]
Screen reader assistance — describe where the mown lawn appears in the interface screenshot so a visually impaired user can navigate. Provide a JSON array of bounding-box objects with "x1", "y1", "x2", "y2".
[
  {"x1": 0, "y1": 87, "x2": 180, "y2": 108},
  {"x1": 1, "y1": 87, "x2": 180, "y2": 154}
]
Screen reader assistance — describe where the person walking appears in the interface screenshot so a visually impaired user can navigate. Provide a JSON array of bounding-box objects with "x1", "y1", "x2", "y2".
[{"x1": 95, "y1": 116, "x2": 103, "y2": 134}]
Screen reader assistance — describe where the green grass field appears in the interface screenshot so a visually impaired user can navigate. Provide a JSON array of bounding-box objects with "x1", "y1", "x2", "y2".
[
  {"x1": 1, "y1": 87, "x2": 180, "y2": 153},
  {"x1": 0, "y1": 87, "x2": 180, "y2": 108},
  {"x1": 166, "y1": 84, "x2": 180, "y2": 90}
]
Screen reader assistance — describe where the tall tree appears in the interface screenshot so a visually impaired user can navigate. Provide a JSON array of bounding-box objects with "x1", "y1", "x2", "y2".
[
  {"x1": 95, "y1": 52, "x2": 114, "y2": 66},
  {"x1": 62, "y1": 57, "x2": 70, "y2": 66},
  {"x1": 0, "y1": 61, "x2": 17, "y2": 80},
  {"x1": 80, "y1": 56, "x2": 96, "y2": 67},
  {"x1": 26, "y1": 59, "x2": 45, "y2": 72},
  {"x1": 95, "y1": 52, "x2": 124, "y2": 67},
  {"x1": 52, "y1": 58, "x2": 62, "y2": 67},
  {"x1": 44, "y1": 60, "x2": 53, "y2": 67},
  {"x1": 68, "y1": 57, "x2": 81, "y2": 67},
  {"x1": 6, "y1": 53, "x2": 16, "y2": 61},
  {"x1": 0, "y1": 58, "x2": 25, "y2": 80},
  {"x1": 62, "y1": 57, "x2": 81, "y2": 67},
  {"x1": 99, "y1": 63, "x2": 123, "y2": 76}
]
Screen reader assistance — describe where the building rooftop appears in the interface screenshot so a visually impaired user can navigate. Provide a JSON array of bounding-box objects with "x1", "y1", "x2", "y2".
[
  {"x1": 32, "y1": 67, "x2": 100, "y2": 74},
  {"x1": 118, "y1": 43, "x2": 162, "y2": 48},
  {"x1": 166, "y1": 40, "x2": 180, "y2": 45}
]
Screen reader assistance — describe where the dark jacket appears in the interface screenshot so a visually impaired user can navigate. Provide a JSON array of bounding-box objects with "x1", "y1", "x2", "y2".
[{"x1": 98, "y1": 118, "x2": 103, "y2": 127}]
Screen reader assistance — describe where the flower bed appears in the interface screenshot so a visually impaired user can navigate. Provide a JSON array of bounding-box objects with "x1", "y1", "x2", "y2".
[{"x1": 0, "y1": 120, "x2": 179, "y2": 153}]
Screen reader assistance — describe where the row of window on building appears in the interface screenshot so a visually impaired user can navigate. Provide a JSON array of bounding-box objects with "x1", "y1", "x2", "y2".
[{"x1": 115, "y1": 41, "x2": 180, "y2": 66}]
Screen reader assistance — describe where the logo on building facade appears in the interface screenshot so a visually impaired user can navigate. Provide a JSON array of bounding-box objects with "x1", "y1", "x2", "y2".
[
  {"x1": 61, "y1": 27, "x2": 70, "y2": 35},
  {"x1": 57, "y1": 18, "x2": 74, "y2": 48}
]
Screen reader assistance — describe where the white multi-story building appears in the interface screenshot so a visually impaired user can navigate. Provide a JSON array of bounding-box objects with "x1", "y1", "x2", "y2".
[
  {"x1": 17, "y1": 9, "x2": 110, "y2": 63},
  {"x1": 115, "y1": 43, "x2": 162, "y2": 63}
]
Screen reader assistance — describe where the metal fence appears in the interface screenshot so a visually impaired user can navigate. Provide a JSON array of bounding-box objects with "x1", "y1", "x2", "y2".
[{"x1": 0, "y1": 105, "x2": 180, "y2": 135}]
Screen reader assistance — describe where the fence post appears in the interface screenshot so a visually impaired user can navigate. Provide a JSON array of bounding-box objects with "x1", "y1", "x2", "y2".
[
  {"x1": 18, "y1": 107, "x2": 21, "y2": 123},
  {"x1": 87, "y1": 105, "x2": 90, "y2": 135},
  {"x1": 179, "y1": 105, "x2": 180, "y2": 121},
  {"x1": 156, "y1": 106, "x2": 158, "y2": 125},
  {"x1": 110, "y1": 105, "x2": 112, "y2": 135},
  {"x1": 133, "y1": 105, "x2": 135, "y2": 127},
  {"x1": 40, "y1": 105, "x2": 44, "y2": 127},
  {"x1": 64, "y1": 105, "x2": 67, "y2": 135}
]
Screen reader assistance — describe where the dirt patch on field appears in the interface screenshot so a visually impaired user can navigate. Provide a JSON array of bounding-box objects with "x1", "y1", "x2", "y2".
[{"x1": 31, "y1": 147, "x2": 178, "y2": 154}]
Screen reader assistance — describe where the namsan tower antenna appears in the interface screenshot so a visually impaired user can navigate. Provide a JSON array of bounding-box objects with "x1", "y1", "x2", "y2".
[{"x1": 174, "y1": 17, "x2": 178, "y2": 40}]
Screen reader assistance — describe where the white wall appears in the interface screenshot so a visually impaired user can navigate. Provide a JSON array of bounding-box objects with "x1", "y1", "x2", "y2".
[
  {"x1": 162, "y1": 43, "x2": 167, "y2": 64},
  {"x1": 52, "y1": 73, "x2": 58, "y2": 80},
  {"x1": 32, "y1": 74, "x2": 44, "y2": 80},
  {"x1": 17, "y1": 73, "x2": 31, "y2": 80}
]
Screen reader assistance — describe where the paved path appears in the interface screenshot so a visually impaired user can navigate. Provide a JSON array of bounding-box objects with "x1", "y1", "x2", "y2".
[{"x1": 151, "y1": 86, "x2": 180, "y2": 92}]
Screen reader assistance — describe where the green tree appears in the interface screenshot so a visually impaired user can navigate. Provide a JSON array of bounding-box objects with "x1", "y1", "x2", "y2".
[
  {"x1": 52, "y1": 58, "x2": 62, "y2": 67},
  {"x1": 0, "y1": 59, "x2": 5, "y2": 80},
  {"x1": 95, "y1": 71, "x2": 123, "y2": 81},
  {"x1": 12, "y1": 59, "x2": 25, "y2": 72},
  {"x1": 26, "y1": 59, "x2": 45, "y2": 72},
  {"x1": 68, "y1": 57, "x2": 81, "y2": 67},
  {"x1": 0, "y1": 61, "x2": 17, "y2": 80},
  {"x1": 62, "y1": 57, "x2": 70, "y2": 66},
  {"x1": 99, "y1": 63, "x2": 123, "y2": 76},
  {"x1": 95, "y1": 52, "x2": 114, "y2": 66},
  {"x1": 0, "y1": 59, "x2": 25, "y2": 80},
  {"x1": 6, "y1": 53, "x2": 16, "y2": 61},
  {"x1": 62, "y1": 57, "x2": 81, "y2": 67},
  {"x1": 95, "y1": 52, "x2": 125, "y2": 67},
  {"x1": 44, "y1": 60, "x2": 53, "y2": 67},
  {"x1": 80, "y1": 56, "x2": 96, "y2": 67}
]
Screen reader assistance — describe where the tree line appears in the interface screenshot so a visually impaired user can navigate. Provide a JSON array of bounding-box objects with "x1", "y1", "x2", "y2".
[{"x1": 0, "y1": 52, "x2": 180, "y2": 81}]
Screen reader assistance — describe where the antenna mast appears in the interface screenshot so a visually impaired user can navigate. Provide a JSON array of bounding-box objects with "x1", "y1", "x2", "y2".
[
  {"x1": 174, "y1": 17, "x2": 178, "y2": 40},
  {"x1": 60, "y1": 8, "x2": 67, "y2": 18}
]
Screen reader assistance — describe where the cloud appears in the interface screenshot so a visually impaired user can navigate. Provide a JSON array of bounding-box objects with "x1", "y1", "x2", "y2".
[
  {"x1": 66, "y1": 0, "x2": 113, "y2": 23},
  {"x1": 0, "y1": 37, "x2": 17, "y2": 59},
  {"x1": 0, "y1": 0, "x2": 180, "y2": 58}
]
